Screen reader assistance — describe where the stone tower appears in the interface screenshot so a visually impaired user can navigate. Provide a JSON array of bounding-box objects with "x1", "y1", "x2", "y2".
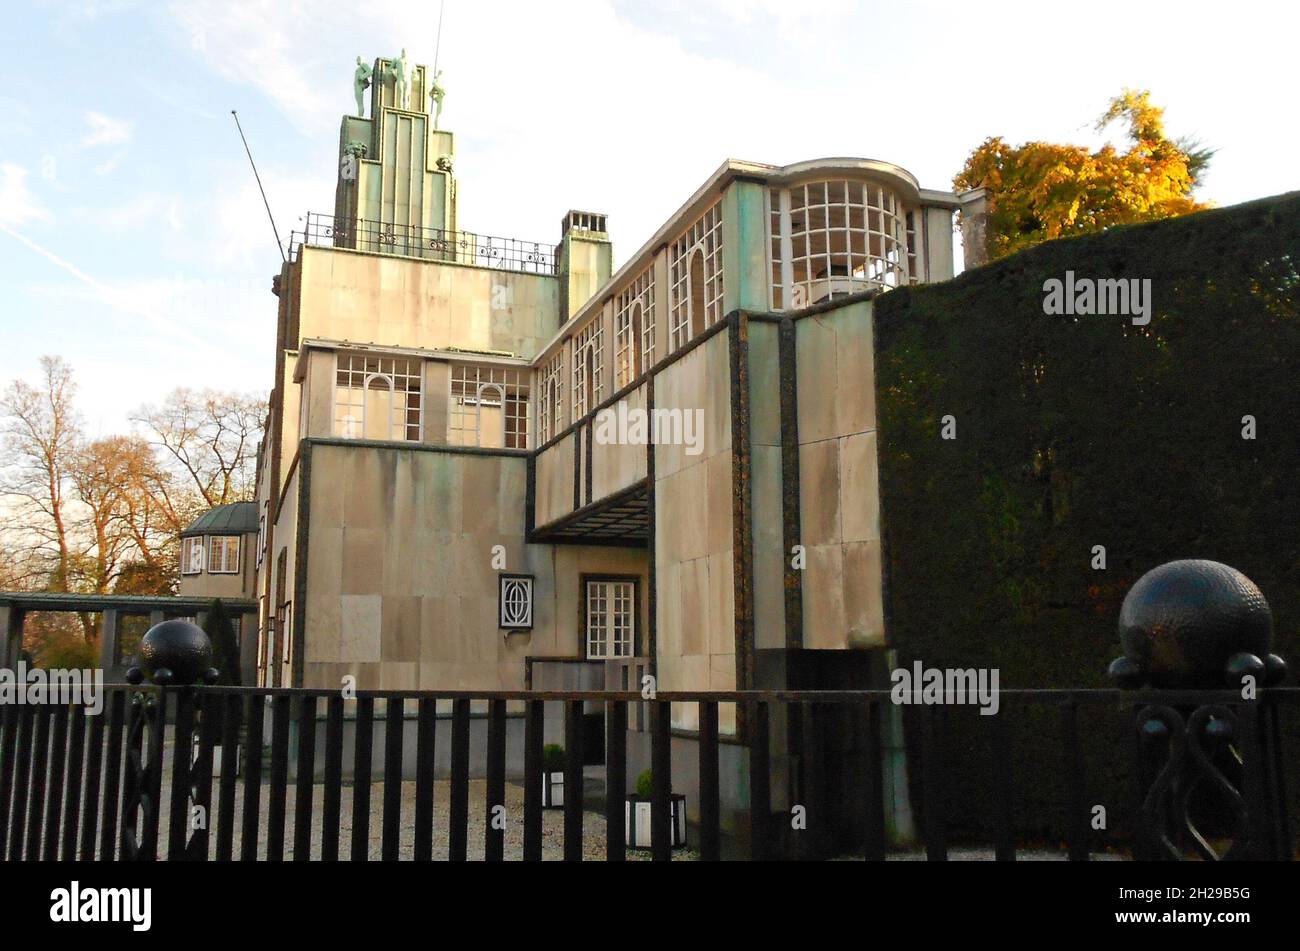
[{"x1": 334, "y1": 54, "x2": 457, "y2": 249}]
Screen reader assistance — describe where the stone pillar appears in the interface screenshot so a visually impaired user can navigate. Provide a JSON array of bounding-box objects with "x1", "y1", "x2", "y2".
[
  {"x1": 957, "y1": 187, "x2": 992, "y2": 270},
  {"x1": 721, "y1": 178, "x2": 769, "y2": 313},
  {"x1": 99, "y1": 609, "x2": 119, "y2": 670}
]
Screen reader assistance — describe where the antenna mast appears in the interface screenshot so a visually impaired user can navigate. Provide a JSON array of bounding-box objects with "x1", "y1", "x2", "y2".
[
  {"x1": 433, "y1": 0, "x2": 446, "y2": 74},
  {"x1": 231, "y1": 110, "x2": 287, "y2": 264}
]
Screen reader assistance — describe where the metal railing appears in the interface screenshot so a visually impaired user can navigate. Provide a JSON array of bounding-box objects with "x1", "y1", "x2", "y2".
[
  {"x1": 0, "y1": 686, "x2": 1295, "y2": 861},
  {"x1": 288, "y1": 212, "x2": 558, "y2": 275}
]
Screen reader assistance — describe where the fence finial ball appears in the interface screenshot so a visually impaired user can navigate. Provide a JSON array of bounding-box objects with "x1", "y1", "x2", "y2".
[
  {"x1": 135, "y1": 619, "x2": 217, "y2": 687},
  {"x1": 1111, "y1": 560, "x2": 1282, "y2": 689}
]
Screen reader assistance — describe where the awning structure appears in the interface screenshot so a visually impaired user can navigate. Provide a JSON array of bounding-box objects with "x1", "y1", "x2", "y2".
[{"x1": 529, "y1": 480, "x2": 648, "y2": 546}]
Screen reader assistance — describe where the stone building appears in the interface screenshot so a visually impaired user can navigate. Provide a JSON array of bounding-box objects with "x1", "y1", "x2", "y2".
[{"x1": 196, "y1": 53, "x2": 978, "y2": 851}]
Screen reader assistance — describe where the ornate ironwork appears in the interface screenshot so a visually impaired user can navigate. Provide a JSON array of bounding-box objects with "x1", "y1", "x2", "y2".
[
  {"x1": 289, "y1": 212, "x2": 558, "y2": 275},
  {"x1": 120, "y1": 690, "x2": 162, "y2": 861},
  {"x1": 1136, "y1": 703, "x2": 1257, "y2": 860}
]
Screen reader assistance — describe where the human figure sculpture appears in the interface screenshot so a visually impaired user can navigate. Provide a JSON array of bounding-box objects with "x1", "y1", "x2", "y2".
[
  {"x1": 429, "y1": 70, "x2": 446, "y2": 129},
  {"x1": 393, "y1": 48, "x2": 413, "y2": 110},
  {"x1": 353, "y1": 56, "x2": 373, "y2": 117}
]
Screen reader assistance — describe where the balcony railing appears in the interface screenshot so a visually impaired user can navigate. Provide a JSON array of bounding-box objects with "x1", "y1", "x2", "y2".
[{"x1": 289, "y1": 212, "x2": 558, "y2": 275}]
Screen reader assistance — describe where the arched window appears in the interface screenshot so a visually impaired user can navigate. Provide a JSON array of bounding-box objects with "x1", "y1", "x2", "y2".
[
  {"x1": 571, "y1": 319, "x2": 605, "y2": 418},
  {"x1": 334, "y1": 351, "x2": 423, "y2": 441},
  {"x1": 613, "y1": 267, "x2": 655, "y2": 388},
  {"x1": 537, "y1": 352, "x2": 565, "y2": 444},
  {"x1": 363, "y1": 373, "x2": 395, "y2": 441},
  {"x1": 450, "y1": 364, "x2": 531, "y2": 448},
  {"x1": 689, "y1": 249, "x2": 706, "y2": 339},
  {"x1": 668, "y1": 200, "x2": 722, "y2": 350},
  {"x1": 476, "y1": 382, "x2": 506, "y2": 446}
]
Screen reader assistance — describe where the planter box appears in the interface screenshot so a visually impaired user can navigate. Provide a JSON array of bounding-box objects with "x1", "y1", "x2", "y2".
[
  {"x1": 211, "y1": 745, "x2": 241, "y2": 779},
  {"x1": 541, "y1": 771, "x2": 564, "y2": 809},
  {"x1": 625, "y1": 795, "x2": 687, "y2": 849}
]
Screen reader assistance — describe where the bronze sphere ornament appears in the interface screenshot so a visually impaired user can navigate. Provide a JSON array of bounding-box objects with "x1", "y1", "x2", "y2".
[
  {"x1": 1108, "y1": 559, "x2": 1287, "y2": 690},
  {"x1": 125, "y1": 619, "x2": 221, "y2": 687},
  {"x1": 1107, "y1": 560, "x2": 1290, "y2": 860}
]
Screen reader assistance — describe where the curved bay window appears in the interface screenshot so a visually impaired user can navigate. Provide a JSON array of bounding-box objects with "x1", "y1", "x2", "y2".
[
  {"x1": 769, "y1": 180, "x2": 919, "y2": 310},
  {"x1": 449, "y1": 364, "x2": 530, "y2": 449},
  {"x1": 334, "y1": 351, "x2": 423, "y2": 442}
]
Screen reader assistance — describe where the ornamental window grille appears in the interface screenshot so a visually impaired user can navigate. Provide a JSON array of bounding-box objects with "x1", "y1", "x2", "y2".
[
  {"x1": 449, "y1": 364, "x2": 530, "y2": 449},
  {"x1": 334, "y1": 351, "x2": 423, "y2": 442},
  {"x1": 768, "y1": 180, "x2": 917, "y2": 310},
  {"x1": 499, "y1": 575, "x2": 534, "y2": 630},
  {"x1": 614, "y1": 267, "x2": 656, "y2": 388},
  {"x1": 668, "y1": 200, "x2": 723, "y2": 351}
]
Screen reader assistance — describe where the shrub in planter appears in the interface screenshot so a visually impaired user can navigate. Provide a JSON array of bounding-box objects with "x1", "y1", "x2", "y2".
[
  {"x1": 541, "y1": 744, "x2": 565, "y2": 809},
  {"x1": 625, "y1": 769, "x2": 686, "y2": 849}
]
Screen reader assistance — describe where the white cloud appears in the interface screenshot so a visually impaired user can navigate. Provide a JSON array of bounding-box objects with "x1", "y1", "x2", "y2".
[
  {"x1": 82, "y1": 111, "x2": 133, "y2": 147},
  {"x1": 93, "y1": 152, "x2": 126, "y2": 176},
  {"x1": 0, "y1": 164, "x2": 51, "y2": 227}
]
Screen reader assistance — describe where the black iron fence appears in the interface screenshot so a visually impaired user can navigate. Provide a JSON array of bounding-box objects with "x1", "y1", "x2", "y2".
[
  {"x1": 288, "y1": 212, "x2": 558, "y2": 274},
  {"x1": 0, "y1": 686, "x2": 1295, "y2": 862}
]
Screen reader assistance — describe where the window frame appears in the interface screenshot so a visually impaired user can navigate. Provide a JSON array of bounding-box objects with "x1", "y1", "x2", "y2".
[
  {"x1": 668, "y1": 200, "x2": 723, "y2": 351},
  {"x1": 580, "y1": 574, "x2": 640, "y2": 661},
  {"x1": 334, "y1": 349, "x2": 424, "y2": 443},
  {"x1": 181, "y1": 536, "x2": 205, "y2": 576},
  {"x1": 498, "y1": 574, "x2": 535, "y2": 631},
  {"x1": 207, "y1": 535, "x2": 242, "y2": 575},
  {"x1": 448, "y1": 363, "x2": 531, "y2": 449}
]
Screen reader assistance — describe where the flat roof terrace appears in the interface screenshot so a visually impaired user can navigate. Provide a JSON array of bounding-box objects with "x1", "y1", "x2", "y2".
[{"x1": 288, "y1": 212, "x2": 559, "y2": 275}]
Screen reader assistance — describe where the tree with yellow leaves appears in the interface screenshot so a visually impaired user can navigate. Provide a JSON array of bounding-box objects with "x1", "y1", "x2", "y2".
[{"x1": 955, "y1": 90, "x2": 1213, "y2": 262}]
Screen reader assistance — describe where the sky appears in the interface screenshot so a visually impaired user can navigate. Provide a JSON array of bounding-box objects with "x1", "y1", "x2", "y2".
[{"x1": 1, "y1": 0, "x2": 1295, "y2": 438}]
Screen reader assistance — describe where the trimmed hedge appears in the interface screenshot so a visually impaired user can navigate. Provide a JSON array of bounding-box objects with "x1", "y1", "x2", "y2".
[{"x1": 874, "y1": 192, "x2": 1300, "y2": 847}]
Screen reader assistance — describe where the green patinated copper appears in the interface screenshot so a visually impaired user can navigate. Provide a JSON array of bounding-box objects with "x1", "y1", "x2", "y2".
[{"x1": 353, "y1": 56, "x2": 372, "y2": 117}]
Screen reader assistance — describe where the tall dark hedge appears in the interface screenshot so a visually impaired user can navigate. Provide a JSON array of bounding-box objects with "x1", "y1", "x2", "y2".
[{"x1": 874, "y1": 192, "x2": 1300, "y2": 849}]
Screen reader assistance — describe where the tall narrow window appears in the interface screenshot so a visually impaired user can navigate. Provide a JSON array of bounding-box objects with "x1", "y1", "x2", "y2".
[
  {"x1": 669, "y1": 200, "x2": 723, "y2": 350},
  {"x1": 271, "y1": 550, "x2": 288, "y2": 688},
  {"x1": 449, "y1": 364, "x2": 530, "y2": 449},
  {"x1": 585, "y1": 579, "x2": 636, "y2": 660},
  {"x1": 689, "y1": 250, "x2": 706, "y2": 339},
  {"x1": 537, "y1": 352, "x2": 565, "y2": 444},
  {"x1": 614, "y1": 266, "x2": 655, "y2": 388},
  {"x1": 182, "y1": 536, "x2": 205, "y2": 575},
  {"x1": 335, "y1": 351, "x2": 423, "y2": 441},
  {"x1": 571, "y1": 318, "x2": 605, "y2": 419}
]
